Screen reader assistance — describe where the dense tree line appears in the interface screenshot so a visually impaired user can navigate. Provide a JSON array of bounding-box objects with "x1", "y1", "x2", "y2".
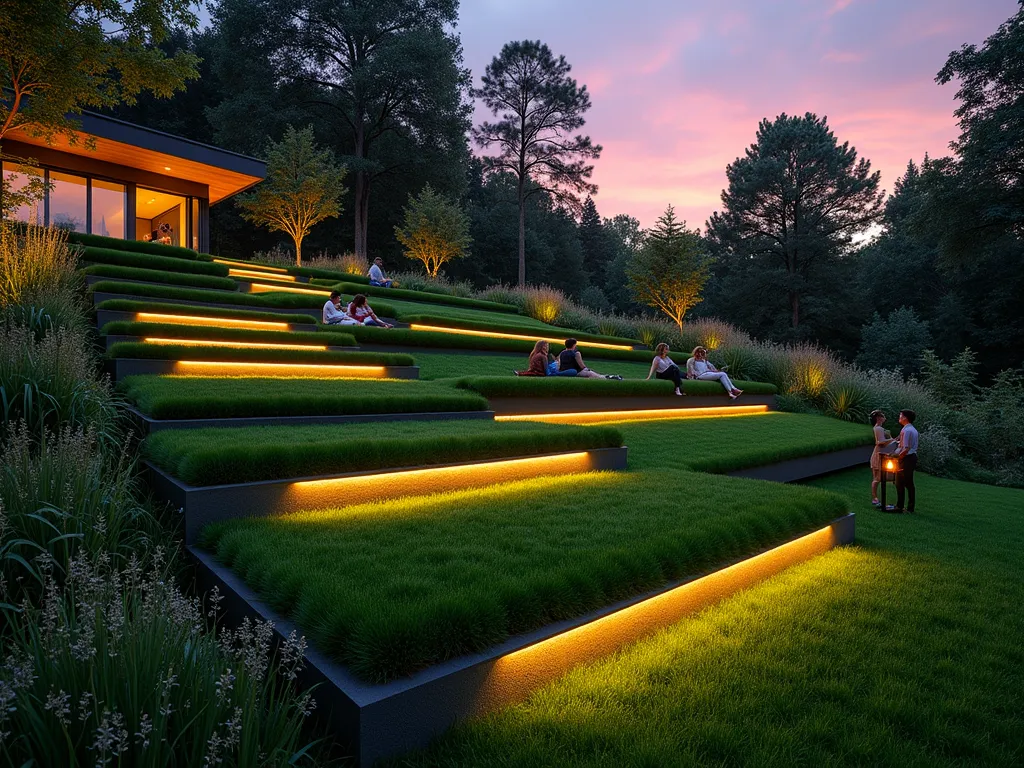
[{"x1": 100, "y1": 0, "x2": 1024, "y2": 375}]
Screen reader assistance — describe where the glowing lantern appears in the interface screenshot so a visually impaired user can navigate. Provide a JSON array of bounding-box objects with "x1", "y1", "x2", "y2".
[{"x1": 879, "y1": 456, "x2": 901, "y2": 510}]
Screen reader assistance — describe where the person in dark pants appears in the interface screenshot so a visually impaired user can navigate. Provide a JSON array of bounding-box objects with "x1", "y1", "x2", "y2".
[
  {"x1": 888, "y1": 409, "x2": 919, "y2": 513},
  {"x1": 645, "y1": 342, "x2": 686, "y2": 396}
]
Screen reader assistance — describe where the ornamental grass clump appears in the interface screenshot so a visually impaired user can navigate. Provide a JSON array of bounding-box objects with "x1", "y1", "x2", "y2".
[
  {"x1": 520, "y1": 285, "x2": 566, "y2": 324},
  {"x1": 0, "y1": 221, "x2": 83, "y2": 331},
  {"x1": 0, "y1": 550, "x2": 320, "y2": 765}
]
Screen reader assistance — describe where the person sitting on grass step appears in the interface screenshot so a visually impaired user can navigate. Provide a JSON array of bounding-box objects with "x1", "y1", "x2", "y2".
[
  {"x1": 687, "y1": 346, "x2": 743, "y2": 399},
  {"x1": 323, "y1": 291, "x2": 358, "y2": 325},
  {"x1": 558, "y1": 338, "x2": 622, "y2": 380},
  {"x1": 515, "y1": 340, "x2": 551, "y2": 376},
  {"x1": 645, "y1": 342, "x2": 686, "y2": 396},
  {"x1": 348, "y1": 294, "x2": 392, "y2": 328},
  {"x1": 368, "y1": 257, "x2": 393, "y2": 288}
]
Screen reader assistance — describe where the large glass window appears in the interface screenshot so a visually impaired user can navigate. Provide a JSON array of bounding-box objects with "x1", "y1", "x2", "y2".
[
  {"x1": 136, "y1": 188, "x2": 186, "y2": 247},
  {"x1": 1, "y1": 162, "x2": 44, "y2": 226},
  {"x1": 191, "y1": 197, "x2": 200, "y2": 249},
  {"x1": 91, "y1": 179, "x2": 126, "y2": 239},
  {"x1": 49, "y1": 171, "x2": 88, "y2": 233}
]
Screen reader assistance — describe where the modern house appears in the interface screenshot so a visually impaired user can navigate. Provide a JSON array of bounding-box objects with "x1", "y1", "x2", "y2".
[{"x1": 1, "y1": 111, "x2": 265, "y2": 252}]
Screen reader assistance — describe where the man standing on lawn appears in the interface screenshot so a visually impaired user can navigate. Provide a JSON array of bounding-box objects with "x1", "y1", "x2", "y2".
[
  {"x1": 369, "y1": 257, "x2": 393, "y2": 288},
  {"x1": 888, "y1": 409, "x2": 919, "y2": 514}
]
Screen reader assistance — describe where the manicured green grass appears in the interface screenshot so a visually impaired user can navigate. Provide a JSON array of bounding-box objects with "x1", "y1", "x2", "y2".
[
  {"x1": 200, "y1": 470, "x2": 847, "y2": 683},
  {"x1": 413, "y1": 351, "x2": 657, "y2": 380},
  {"x1": 381, "y1": 298, "x2": 553, "y2": 328},
  {"x1": 119, "y1": 376, "x2": 489, "y2": 419},
  {"x1": 401, "y1": 469, "x2": 1024, "y2": 767},
  {"x1": 81, "y1": 246, "x2": 229, "y2": 276},
  {"x1": 68, "y1": 231, "x2": 202, "y2": 260},
  {"x1": 331, "y1": 282, "x2": 521, "y2": 314},
  {"x1": 615, "y1": 412, "x2": 871, "y2": 474},
  {"x1": 455, "y1": 376, "x2": 778, "y2": 398},
  {"x1": 84, "y1": 264, "x2": 237, "y2": 291},
  {"x1": 95, "y1": 299, "x2": 318, "y2": 325},
  {"x1": 399, "y1": 314, "x2": 639, "y2": 345},
  {"x1": 146, "y1": 420, "x2": 623, "y2": 486},
  {"x1": 107, "y1": 341, "x2": 410, "y2": 366},
  {"x1": 101, "y1": 321, "x2": 356, "y2": 348}
]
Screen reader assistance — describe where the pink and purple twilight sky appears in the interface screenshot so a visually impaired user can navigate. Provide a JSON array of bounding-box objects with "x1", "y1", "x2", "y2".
[{"x1": 458, "y1": 0, "x2": 1016, "y2": 229}]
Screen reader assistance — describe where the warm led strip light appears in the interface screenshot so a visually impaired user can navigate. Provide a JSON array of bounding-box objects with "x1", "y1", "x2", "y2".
[
  {"x1": 284, "y1": 451, "x2": 597, "y2": 510},
  {"x1": 144, "y1": 337, "x2": 327, "y2": 352},
  {"x1": 229, "y1": 268, "x2": 297, "y2": 282},
  {"x1": 135, "y1": 312, "x2": 291, "y2": 331},
  {"x1": 248, "y1": 282, "x2": 331, "y2": 297},
  {"x1": 171, "y1": 360, "x2": 386, "y2": 378},
  {"x1": 496, "y1": 404, "x2": 770, "y2": 424},
  {"x1": 409, "y1": 323, "x2": 634, "y2": 351},
  {"x1": 213, "y1": 258, "x2": 288, "y2": 273},
  {"x1": 471, "y1": 519, "x2": 845, "y2": 713}
]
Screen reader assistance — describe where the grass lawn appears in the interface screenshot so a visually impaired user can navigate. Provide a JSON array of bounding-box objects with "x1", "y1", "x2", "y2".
[
  {"x1": 398, "y1": 468, "x2": 1024, "y2": 767},
  {"x1": 144, "y1": 420, "x2": 623, "y2": 486},
  {"x1": 119, "y1": 376, "x2": 489, "y2": 419},
  {"x1": 380, "y1": 298, "x2": 558, "y2": 330},
  {"x1": 414, "y1": 351, "x2": 657, "y2": 380},
  {"x1": 106, "y1": 341, "x2": 409, "y2": 366},
  {"x1": 616, "y1": 412, "x2": 872, "y2": 473},
  {"x1": 455, "y1": 376, "x2": 777, "y2": 398},
  {"x1": 200, "y1": 470, "x2": 848, "y2": 683}
]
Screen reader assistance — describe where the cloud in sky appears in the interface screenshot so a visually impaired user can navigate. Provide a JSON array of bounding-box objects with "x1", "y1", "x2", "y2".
[{"x1": 458, "y1": 0, "x2": 1015, "y2": 228}]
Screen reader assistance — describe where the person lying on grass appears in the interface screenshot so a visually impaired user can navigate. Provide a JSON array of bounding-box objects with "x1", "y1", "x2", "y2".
[
  {"x1": 323, "y1": 291, "x2": 359, "y2": 325},
  {"x1": 348, "y1": 294, "x2": 392, "y2": 328},
  {"x1": 686, "y1": 346, "x2": 743, "y2": 399},
  {"x1": 645, "y1": 342, "x2": 686, "y2": 396},
  {"x1": 558, "y1": 338, "x2": 623, "y2": 380}
]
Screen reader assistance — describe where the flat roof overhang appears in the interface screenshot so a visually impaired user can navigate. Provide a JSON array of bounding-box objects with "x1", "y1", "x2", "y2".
[{"x1": 7, "y1": 111, "x2": 265, "y2": 203}]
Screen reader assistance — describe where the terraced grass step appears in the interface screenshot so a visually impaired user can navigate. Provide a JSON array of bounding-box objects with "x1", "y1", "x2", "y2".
[
  {"x1": 99, "y1": 321, "x2": 356, "y2": 352},
  {"x1": 456, "y1": 376, "x2": 778, "y2": 398},
  {"x1": 80, "y1": 246, "x2": 230, "y2": 276},
  {"x1": 94, "y1": 299, "x2": 318, "y2": 330},
  {"x1": 198, "y1": 469, "x2": 848, "y2": 684},
  {"x1": 83, "y1": 265, "x2": 237, "y2": 291}
]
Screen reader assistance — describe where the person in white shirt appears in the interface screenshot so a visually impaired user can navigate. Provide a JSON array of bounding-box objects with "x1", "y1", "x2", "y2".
[
  {"x1": 686, "y1": 346, "x2": 743, "y2": 399},
  {"x1": 887, "y1": 409, "x2": 920, "y2": 514},
  {"x1": 322, "y1": 291, "x2": 358, "y2": 325},
  {"x1": 368, "y1": 258, "x2": 392, "y2": 288},
  {"x1": 645, "y1": 342, "x2": 686, "y2": 396}
]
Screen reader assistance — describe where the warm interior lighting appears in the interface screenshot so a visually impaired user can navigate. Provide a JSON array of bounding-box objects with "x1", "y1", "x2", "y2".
[
  {"x1": 284, "y1": 452, "x2": 601, "y2": 512},
  {"x1": 409, "y1": 324, "x2": 634, "y2": 351},
  {"x1": 134, "y1": 312, "x2": 291, "y2": 331},
  {"x1": 212, "y1": 259, "x2": 289, "y2": 274},
  {"x1": 143, "y1": 337, "x2": 327, "y2": 352},
  {"x1": 495, "y1": 404, "x2": 770, "y2": 424},
  {"x1": 248, "y1": 282, "x2": 331, "y2": 297},
  {"x1": 229, "y1": 268, "x2": 297, "y2": 282},
  {"x1": 470, "y1": 519, "x2": 847, "y2": 716},
  {"x1": 171, "y1": 360, "x2": 387, "y2": 378}
]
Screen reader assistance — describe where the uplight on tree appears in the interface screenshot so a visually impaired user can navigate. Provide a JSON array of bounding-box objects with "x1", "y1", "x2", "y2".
[
  {"x1": 238, "y1": 126, "x2": 347, "y2": 266},
  {"x1": 627, "y1": 206, "x2": 712, "y2": 330},
  {"x1": 395, "y1": 185, "x2": 471, "y2": 278}
]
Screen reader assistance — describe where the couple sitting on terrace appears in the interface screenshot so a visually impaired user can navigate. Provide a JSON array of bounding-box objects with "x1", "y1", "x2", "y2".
[
  {"x1": 646, "y1": 344, "x2": 744, "y2": 399},
  {"x1": 322, "y1": 291, "x2": 392, "y2": 328},
  {"x1": 516, "y1": 339, "x2": 624, "y2": 380}
]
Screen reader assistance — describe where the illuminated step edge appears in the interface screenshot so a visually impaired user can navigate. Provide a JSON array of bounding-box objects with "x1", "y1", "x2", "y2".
[
  {"x1": 95, "y1": 309, "x2": 316, "y2": 333},
  {"x1": 409, "y1": 323, "x2": 637, "y2": 351},
  {"x1": 497, "y1": 403, "x2": 771, "y2": 424},
  {"x1": 190, "y1": 512, "x2": 855, "y2": 768},
  {"x1": 487, "y1": 394, "x2": 777, "y2": 417},
  {"x1": 145, "y1": 447, "x2": 628, "y2": 545},
  {"x1": 90, "y1": 291, "x2": 322, "y2": 318},
  {"x1": 105, "y1": 358, "x2": 419, "y2": 383},
  {"x1": 102, "y1": 335, "x2": 355, "y2": 353},
  {"x1": 124, "y1": 404, "x2": 496, "y2": 434}
]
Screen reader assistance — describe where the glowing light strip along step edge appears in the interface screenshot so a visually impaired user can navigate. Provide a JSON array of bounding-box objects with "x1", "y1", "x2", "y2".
[
  {"x1": 409, "y1": 323, "x2": 635, "y2": 351},
  {"x1": 171, "y1": 360, "x2": 387, "y2": 378},
  {"x1": 213, "y1": 258, "x2": 288, "y2": 273},
  {"x1": 495, "y1": 404, "x2": 770, "y2": 424},
  {"x1": 248, "y1": 282, "x2": 331, "y2": 297},
  {"x1": 229, "y1": 269, "x2": 297, "y2": 282},
  {"x1": 143, "y1": 337, "x2": 328, "y2": 352},
  {"x1": 135, "y1": 312, "x2": 291, "y2": 331}
]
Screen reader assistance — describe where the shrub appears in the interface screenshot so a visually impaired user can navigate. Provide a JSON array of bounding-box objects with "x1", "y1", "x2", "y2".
[
  {"x1": 717, "y1": 345, "x2": 759, "y2": 381},
  {"x1": 596, "y1": 315, "x2": 639, "y2": 341},
  {"x1": 519, "y1": 285, "x2": 566, "y2": 323},
  {"x1": 0, "y1": 422, "x2": 153, "y2": 604},
  {"x1": 80, "y1": 246, "x2": 230, "y2": 277},
  {"x1": 0, "y1": 222, "x2": 84, "y2": 331},
  {"x1": 857, "y1": 307, "x2": 933, "y2": 375},
  {"x1": 822, "y1": 376, "x2": 871, "y2": 423},
  {"x1": 390, "y1": 272, "x2": 475, "y2": 298},
  {"x1": 577, "y1": 285, "x2": 611, "y2": 313},
  {"x1": 0, "y1": 551, "x2": 320, "y2": 765},
  {"x1": 0, "y1": 324, "x2": 116, "y2": 439},
  {"x1": 480, "y1": 284, "x2": 526, "y2": 310},
  {"x1": 634, "y1": 319, "x2": 666, "y2": 348},
  {"x1": 553, "y1": 303, "x2": 601, "y2": 335}
]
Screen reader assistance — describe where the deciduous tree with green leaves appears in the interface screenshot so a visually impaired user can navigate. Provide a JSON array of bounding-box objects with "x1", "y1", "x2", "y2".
[
  {"x1": 237, "y1": 126, "x2": 347, "y2": 266},
  {"x1": 627, "y1": 206, "x2": 712, "y2": 330},
  {"x1": 473, "y1": 40, "x2": 602, "y2": 286},
  {"x1": 395, "y1": 184, "x2": 471, "y2": 277}
]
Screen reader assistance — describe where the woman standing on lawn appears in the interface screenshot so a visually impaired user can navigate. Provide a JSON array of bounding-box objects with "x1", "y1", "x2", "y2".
[
  {"x1": 515, "y1": 340, "x2": 551, "y2": 376},
  {"x1": 646, "y1": 343, "x2": 685, "y2": 396},
  {"x1": 869, "y1": 409, "x2": 898, "y2": 508}
]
